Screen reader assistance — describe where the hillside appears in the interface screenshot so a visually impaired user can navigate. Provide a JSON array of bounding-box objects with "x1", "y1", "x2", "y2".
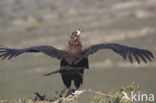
[{"x1": 0, "y1": 0, "x2": 156, "y2": 102}]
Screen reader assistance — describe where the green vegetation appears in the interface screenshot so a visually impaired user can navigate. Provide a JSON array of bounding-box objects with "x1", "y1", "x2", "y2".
[{"x1": 4, "y1": 83, "x2": 138, "y2": 103}]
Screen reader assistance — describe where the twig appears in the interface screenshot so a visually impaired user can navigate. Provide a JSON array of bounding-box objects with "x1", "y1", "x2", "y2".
[{"x1": 51, "y1": 89, "x2": 114, "y2": 103}]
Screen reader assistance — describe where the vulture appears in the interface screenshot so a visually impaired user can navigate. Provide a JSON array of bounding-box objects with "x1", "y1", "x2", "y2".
[{"x1": 0, "y1": 29, "x2": 154, "y2": 90}]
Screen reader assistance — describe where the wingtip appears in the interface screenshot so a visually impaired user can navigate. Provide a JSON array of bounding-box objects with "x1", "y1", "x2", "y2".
[
  {"x1": 151, "y1": 53, "x2": 154, "y2": 58},
  {"x1": 144, "y1": 61, "x2": 147, "y2": 64},
  {"x1": 137, "y1": 61, "x2": 140, "y2": 64},
  {"x1": 128, "y1": 55, "x2": 133, "y2": 64},
  {"x1": 146, "y1": 50, "x2": 154, "y2": 58}
]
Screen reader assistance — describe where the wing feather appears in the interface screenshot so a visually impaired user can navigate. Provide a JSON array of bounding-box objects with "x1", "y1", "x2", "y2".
[
  {"x1": 132, "y1": 53, "x2": 140, "y2": 64},
  {"x1": 79, "y1": 43, "x2": 153, "y2": 64},
  {"x1": 0, "y1": 46, "x2": 68, "y2": 60},
  {"x1": 128, "y1": 53, "x2": 133, "y2": 63},
  {"x1": 141, "y1": 51, "x2": 152, "y2": 62},
  {"x1": 136, "y1": 52, "x2": 147, "y2": 63}
]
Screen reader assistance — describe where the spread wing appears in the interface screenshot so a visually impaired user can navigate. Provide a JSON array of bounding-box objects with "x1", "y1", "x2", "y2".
[
  {"x1": 0, "y1": 45, "x2": 69, "y2": 60},
  {"x1": 79, "y1": 43, "x2": 154, "y2": 64}
]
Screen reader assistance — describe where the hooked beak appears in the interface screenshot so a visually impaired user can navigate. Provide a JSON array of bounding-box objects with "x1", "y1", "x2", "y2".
[{"x1": 76, "y1": 28, "x2": 83, "y2": 36}]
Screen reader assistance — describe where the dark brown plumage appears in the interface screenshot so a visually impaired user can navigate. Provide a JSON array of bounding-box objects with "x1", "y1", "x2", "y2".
[{"x1": 0, "y1": 29, "x2": 154, "y2": 89}]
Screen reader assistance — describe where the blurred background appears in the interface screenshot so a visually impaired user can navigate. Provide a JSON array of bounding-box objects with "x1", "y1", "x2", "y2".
[{"x1": 0, "y1": 0, "x2": 156, "y2": 102}]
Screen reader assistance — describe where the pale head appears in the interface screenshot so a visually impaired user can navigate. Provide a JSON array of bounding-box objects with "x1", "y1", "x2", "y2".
[
  {"x1": 70, "y1": 28, "x2": 83, "y2": 40},
  {"x1": 69, "y1": 29, "x2": 83, "y2": 50}
]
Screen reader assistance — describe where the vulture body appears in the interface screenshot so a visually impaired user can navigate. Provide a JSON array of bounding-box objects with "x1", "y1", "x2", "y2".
[{"x1": 0, "y1": 29, "x2": 154, "y2": 89}]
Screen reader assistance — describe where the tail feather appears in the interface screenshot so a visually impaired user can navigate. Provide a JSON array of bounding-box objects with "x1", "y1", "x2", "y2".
[
  {"x1": 73, "y1": 74, "x2": 83, "y2": 89},
  {"x1": 44, "y1": 69, "x2": 60, "y2": 76},
  {"x1": 61, "y1": 71, "x2": 83, "y2": 89}
]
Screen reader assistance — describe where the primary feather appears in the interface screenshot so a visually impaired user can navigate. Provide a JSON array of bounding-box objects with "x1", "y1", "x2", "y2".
[
  {"x1": 0, "y1": 46, "x2": 69, "y2": 60},
  {"x1": 75, "y1": 43, "x2": 153, "y2": 64}
]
